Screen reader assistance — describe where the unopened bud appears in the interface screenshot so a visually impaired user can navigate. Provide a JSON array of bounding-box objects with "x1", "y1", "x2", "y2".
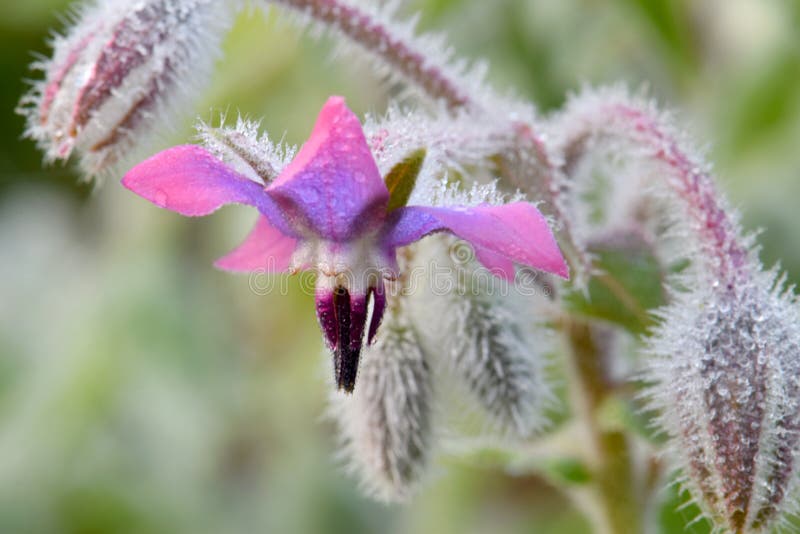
[
  {"x1": 330, "y1": 303, "x2": 432, "y2": 502},
  {"x1": 647, "y1": 276, "x2": 800, "y2": 532},
  {"x1": 447, "y1": 287, "x2": 552, "y2": 438},
  {"x1": 197, "y1": 117, "x2": 296, "y2": 184},
  {"x1": 19, "y1": 0, "x2": 237, "y2": 177},
  {"x1": 411, "y1": 236, "x2": 554, "y2": 438}
]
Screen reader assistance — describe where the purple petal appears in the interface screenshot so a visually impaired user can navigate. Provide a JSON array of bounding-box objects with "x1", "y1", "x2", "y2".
[
  {"x1": 122, "y1": 145, "x2": 289, "y2": 232},
  {"x1": 349, "y1": 291, "x2": 368, "y2": 350},
  {"x1": 316, "y1": 285, "x2": 338, "y2": 351},
  {"x1": 381, "y1": 202, "x2": 569, "y2": 280},
  {"x1": 266, "y1": 97, "x2": 388, "y2": 241},
  {"x1": 214, "y1": 215, "x2": 298, "y2": 273}
]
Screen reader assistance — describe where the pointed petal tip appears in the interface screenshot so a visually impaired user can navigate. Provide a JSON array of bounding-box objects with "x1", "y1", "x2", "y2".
[
  {"x1": 551, "y1": 255, "x2": 570, "y2": 280},
  {"x1": 121, "y1": 144, "x2": 206, "y2": 190},
  {"x1": 557, "y1": 263, "x2": 570, "y2": 280},
  {"x1": 312, "y1": 95, "x2": 355, "y2": 136},
  {"x1": 322, "y1": 95, "x2": 347, "y2": 111},
  {"x1": 267, "y1": 94, "x2": 387, "y2": 241},
  {"x1": 382, "y1": 202, "x2": 570, "y2": 281},
  {"x1": 122, "y1": 144, "x2": 265, "y2": 217},
  {"x1": 212, "y1": 257, "x2": 244, "y2": 273}
]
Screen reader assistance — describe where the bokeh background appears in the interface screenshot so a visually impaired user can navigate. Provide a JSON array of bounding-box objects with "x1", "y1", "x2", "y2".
[{"x1": 1, "y1": 1, "x2": 799, "y2": 533}]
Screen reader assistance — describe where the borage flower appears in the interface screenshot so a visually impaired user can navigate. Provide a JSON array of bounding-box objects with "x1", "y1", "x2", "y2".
[{"x1": 122, "y1": 97, "x2": 567, "y2": 392}]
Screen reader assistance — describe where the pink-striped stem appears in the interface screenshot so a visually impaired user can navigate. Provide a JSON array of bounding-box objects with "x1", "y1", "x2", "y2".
[
  {"x1": 268, "y1": 0, "x2": 470, "y2": 110},
  {"x1": 556, "y1": 98, "x2": 750, "y2": 285}
]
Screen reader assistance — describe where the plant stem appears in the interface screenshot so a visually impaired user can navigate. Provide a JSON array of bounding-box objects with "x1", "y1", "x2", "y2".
[
  {"x1": 267, "y1": 0, "x2": 471, "y2": 110},
  {"x1": 553, "y1": 91, "x2": 751, "y2": 284},
  {"x1": 562, "y1": 317, "x2": 644, "y2": 534}
]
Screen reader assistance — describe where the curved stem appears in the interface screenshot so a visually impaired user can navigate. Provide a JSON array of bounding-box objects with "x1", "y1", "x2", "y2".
[
  {"x1": 553, "y1": 91, "x2": 750, "y2": 285},
  {"x1": 267, "y1": 0, "x2": 471, "y2": 110}
]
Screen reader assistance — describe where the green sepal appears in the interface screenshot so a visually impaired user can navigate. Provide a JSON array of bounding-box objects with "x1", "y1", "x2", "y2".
[{"x1": 384, "y1": 149, "x2": 426, "y2": 212}]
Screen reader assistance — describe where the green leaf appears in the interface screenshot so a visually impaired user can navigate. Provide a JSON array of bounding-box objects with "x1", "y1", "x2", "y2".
[
  {"x1": 540, "y1": 458, "x2": 592, "y2": 486},
  {"x1": 384, "y1": 149, "x2": 426, "y2": 212},
  {"x1": 658, "y1": 481, "x2": 712, "y2": 534},
  {"x1": 564, "y1": 237, "x2": 667, "y2": 334}
]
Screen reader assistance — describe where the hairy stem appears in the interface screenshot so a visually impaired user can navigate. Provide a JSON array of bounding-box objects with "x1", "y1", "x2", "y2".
[
  {"x1": 266, "y1": 0, "x2": 470, "y2": 109},
  {"x1": 554, "y1": 92, "x2": 750, "y2": 285}
]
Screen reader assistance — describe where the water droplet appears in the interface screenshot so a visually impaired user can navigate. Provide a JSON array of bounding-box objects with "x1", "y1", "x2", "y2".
[{"x1": 154, "y1": 189, "x2": 168, "y2": 207}]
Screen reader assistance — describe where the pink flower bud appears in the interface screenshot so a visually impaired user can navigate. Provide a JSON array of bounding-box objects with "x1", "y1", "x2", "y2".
[{"x1": 19, "y1": 0, "x2": 237, "y2": 177}]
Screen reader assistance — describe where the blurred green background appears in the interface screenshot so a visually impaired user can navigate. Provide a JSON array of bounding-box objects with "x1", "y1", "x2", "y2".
[{"x1": 1, "y1": 1, "x2": 799, "y2": 533}]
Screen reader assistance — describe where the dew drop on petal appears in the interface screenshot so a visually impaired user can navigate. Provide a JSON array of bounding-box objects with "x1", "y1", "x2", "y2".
[{"x1": 154, "y1": 188, "x2": 168, "y2": 207}]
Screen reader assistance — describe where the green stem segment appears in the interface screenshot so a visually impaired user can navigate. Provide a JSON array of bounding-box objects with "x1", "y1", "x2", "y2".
[{"x1": 563, "y1": 318, "x2": 644, "y2": 534}]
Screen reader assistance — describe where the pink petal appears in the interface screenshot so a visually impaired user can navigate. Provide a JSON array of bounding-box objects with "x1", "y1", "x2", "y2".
[
  {"x1": 266, "y1": 97, "x2": 389, "y2": 241},
  {"x1": 473, "y1": 247, "x2": 517, "y2": 280},
  {"x1": 214, "y1": 216, "x2": 298, "y2": 273},
  {"x1": 382, "y1": 202, "x2": 569, "y2": 280},
  {"x1": 122, "y1": 145, "x2": 279, "y2": 219}
]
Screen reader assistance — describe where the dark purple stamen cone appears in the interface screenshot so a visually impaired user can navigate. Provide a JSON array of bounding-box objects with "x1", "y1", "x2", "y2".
[
  {"x1": 333, "y1": 286, "x2": 359, "y2": 392},
  {"x1": 315, "y1": 284, "x2": 364, "y2": 392},
  {"x1": 317, "y1": 282, "x2": 383, "y2": 392},
  {"x1": 350, "y1": 292, "x2": 368, "y2": 354}
]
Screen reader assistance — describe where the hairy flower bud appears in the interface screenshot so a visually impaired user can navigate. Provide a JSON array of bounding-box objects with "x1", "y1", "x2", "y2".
[
  {"x1": 329, "y1": 302, "x2": 432, "y2": 502},
  {"x1": 196, "y1": 117, "x2": 296, "y2": 184},
  {"x1": 646, "y1": 275, "x2": 800, "y2": 532},
  {"x1": 19, "y1": 0, "x2": 237, "y2": 177},
  {"x1": 411, "y1": 236, "x2": 554, "y2": 438},
  {"x1": 447, "y1": 284, "x2": 553, "y2": 437}
]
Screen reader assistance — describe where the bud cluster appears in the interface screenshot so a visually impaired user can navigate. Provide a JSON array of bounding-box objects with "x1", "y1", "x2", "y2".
[
  {"x1": 551, "y1": 87, "x2": 800, "y2": 532},
  {"x1": 329, "y1": 235, "x2": 557, "y2": 500},
  {"x1": 21, "y1": 1, "x2": 800, "y2": 531}
]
